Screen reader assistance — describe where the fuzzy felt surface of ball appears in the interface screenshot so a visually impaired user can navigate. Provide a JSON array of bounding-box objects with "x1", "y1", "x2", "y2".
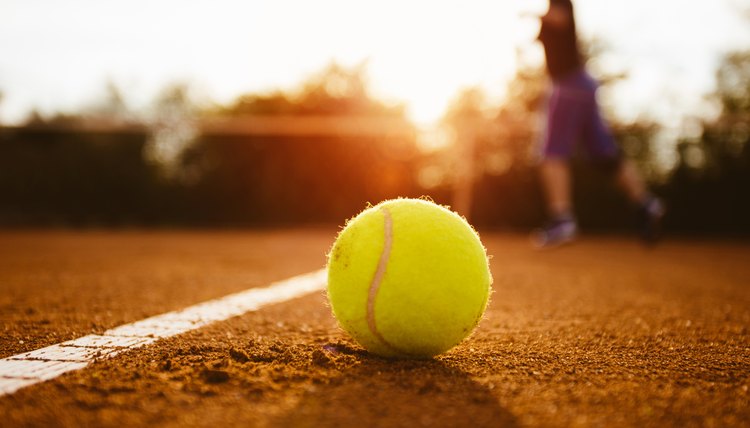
[{"x1": 326, "y1": 198, "x2": 492, "y2": 358}]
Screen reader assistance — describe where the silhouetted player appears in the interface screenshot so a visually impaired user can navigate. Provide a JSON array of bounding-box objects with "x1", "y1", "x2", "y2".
[{"x1": 533, "y1": 0, "x2": 664, "y2": 247}]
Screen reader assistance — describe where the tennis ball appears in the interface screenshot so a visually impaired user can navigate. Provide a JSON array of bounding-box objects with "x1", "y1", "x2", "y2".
[{"x1": 326, "y1": 198, "x2": 492, "y2": 358}]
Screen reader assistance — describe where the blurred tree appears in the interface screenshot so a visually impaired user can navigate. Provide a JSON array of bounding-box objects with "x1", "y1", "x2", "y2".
[
  {"x1": 470, "y1": 64, "x2": 548, "y2": 228},
  {"x1": 177, "y1": 62, "x2": 418, "y2": 225},
  {"x1": 665, "y1": 50, "x2": 750, "y2": 234},
  {"x1": 296, "y1": 62, "x2": 404, "y2": 116},
  {"x1": 441, "y1": 87, "x2": 488, "y2": 216},
  {"x1": 715, "y1": 51, "x2": 750, "y2": 115},
  {"x1": 221, "y1": 62, "x2": 405, "y2": 117},
  {"x1": 84, "y1": 81, "x2": 133, "y2": 123},
  {"x1": 221, "y1": 92, "x2": 296, "y2": 116},
  {"x1": 611, "y1": 120, "x2": 661, "y2": 181},
  {"x1": 143, "y1": 83, "x2": 200, "y2": 178},
  {"x1": 490, "y1": 63, "x2": 547, "y2": 170},
  {"x1": 677, "y1": 51, "x2": 750, "y2": 176}
]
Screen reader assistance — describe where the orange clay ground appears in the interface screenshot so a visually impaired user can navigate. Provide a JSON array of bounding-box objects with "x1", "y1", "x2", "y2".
[{"x1": 1, "y1": 230, "x2": 748, "y2": 427}]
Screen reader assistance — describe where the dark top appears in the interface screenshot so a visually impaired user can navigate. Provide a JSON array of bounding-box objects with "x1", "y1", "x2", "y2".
[{"x1": 538, "y1": 0, "x2": 582, "y2": 80}]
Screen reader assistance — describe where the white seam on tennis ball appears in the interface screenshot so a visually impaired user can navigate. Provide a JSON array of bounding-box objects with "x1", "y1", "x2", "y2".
[{"x1": 365, "y1": 206, "x2": 400, "y2": 352}]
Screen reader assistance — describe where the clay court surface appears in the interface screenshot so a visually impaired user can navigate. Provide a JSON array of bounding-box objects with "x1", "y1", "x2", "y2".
[{"x1": 1, "y1": 230, "x2": 748, "y2": 427}]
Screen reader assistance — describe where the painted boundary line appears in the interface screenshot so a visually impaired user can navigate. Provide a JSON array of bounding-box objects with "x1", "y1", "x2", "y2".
[{"x1": 0, "y1": 269, "x2": 327, "y2": 397}]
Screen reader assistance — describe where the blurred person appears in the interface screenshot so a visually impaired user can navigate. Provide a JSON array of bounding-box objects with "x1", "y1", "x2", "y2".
[{"x1": 532, "y1": 0, "x2": 664, "y2": 247}]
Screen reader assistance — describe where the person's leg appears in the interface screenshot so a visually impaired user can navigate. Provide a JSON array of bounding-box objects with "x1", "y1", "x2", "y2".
[
  {"x1": 580, "y1": 73, "x2": 665, "y2": 243},
  {"x1": 614, "y1": 160, "x2": 665, "y2": 242},
  {"x1": 533, "y1": 157, "x2": 577, "y2": 248},
  {"x1": 540, "y1": 158, "x2": 573, "y2": 219},
  {"x1": 533, "y1": 80, "x2": 583, "y2": 247},
  {"x1": 615, "y1": 159, "x2": 647, "y2": 204}
]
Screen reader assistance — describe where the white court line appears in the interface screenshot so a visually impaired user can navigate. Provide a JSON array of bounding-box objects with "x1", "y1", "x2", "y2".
[{"x1": 0, "y1": 269, "x2": 327, "y2": 397}]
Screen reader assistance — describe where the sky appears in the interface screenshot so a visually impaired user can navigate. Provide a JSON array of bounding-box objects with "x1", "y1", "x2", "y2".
[{"x1": 1, "y1": 0, "x2": 749, "y2": 127}]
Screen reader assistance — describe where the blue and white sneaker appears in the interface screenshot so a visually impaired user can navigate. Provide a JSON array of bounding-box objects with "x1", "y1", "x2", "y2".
[{"x1": 531, "y1": 217, "x2": 578, "y2": 249}]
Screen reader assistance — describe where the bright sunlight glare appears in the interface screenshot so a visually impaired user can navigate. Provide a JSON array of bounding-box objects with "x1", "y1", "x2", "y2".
[
  {"x1": 0, "y1": 0, "x2": 748, "y2": 126},
  {"x1": 0, "y1": 0, "x2": 538, "y2": 126}
]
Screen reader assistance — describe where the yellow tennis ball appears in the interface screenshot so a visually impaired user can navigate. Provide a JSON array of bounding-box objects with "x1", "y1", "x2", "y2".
[{"x1": 326, "y1": 198, "x2": 492, "y2": 358}]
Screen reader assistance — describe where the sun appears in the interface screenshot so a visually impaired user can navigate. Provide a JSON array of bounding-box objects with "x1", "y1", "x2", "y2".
[{"x1": 351, "y1": 1, "x2": 534, "y2": 126}]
